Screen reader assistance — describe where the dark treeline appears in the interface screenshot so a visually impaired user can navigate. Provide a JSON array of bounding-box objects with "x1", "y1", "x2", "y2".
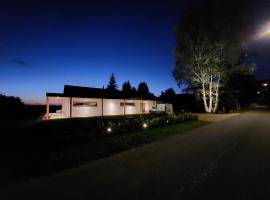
[
  {"x1": 107, "y1": 73, "x2": 156, "y2": 99},
  {"x1": 0, "y1": 94, "x2": 25, "y2": 119},
  {"x1": 159, "y1": 88, "x2": 198, "y2": 112},
  {"x1": 0, "y1": 94, "x2": 60, "y2": 120}
]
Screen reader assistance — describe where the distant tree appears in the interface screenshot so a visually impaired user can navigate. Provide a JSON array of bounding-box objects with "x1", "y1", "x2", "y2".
[
  {"x1": 0, "y1": 94, "x2": 25, "y2": 119},
  {"x1": 107, "y1": 73, "x2": 118, "y2": 90},
  {"x1": 137, "y1": 82, "x2": 149, "y2": 97},
  {"x1": 219, "y1": 72, "x2": 256, "y2": 112},
  {"x1": 122, "y1": 81, "x2": 132, "y2": 95},
  {"x1": 160, "y1": 88, "x2": 176, "y2": 103},
  {"x1": 160, "y1": 91, "x2": 165, "y2": 98},
  {"x1": 131, "y1": 87, "x2": 137, "y2": 97},
  {"x1": 148, "y1": 92, "x2": 157, "y2": 99}
]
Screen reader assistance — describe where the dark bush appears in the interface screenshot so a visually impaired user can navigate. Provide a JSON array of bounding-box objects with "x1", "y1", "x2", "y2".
[{"x1": 25, "y1": 113, "x2": 197, "y2": 145}]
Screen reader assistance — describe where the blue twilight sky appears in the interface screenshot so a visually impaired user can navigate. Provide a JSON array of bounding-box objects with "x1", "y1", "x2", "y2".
[
  {"x1": 0, "y1": 1, "x2": 184, "y2": 103},
  {"x1": 0, "y1": 0, "x2": 270, "y2": 103}
]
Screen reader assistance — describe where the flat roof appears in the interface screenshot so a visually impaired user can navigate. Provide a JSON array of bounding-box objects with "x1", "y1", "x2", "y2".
[{"x1": 46, "y1": 85, "x2": 158, "y2": 100}]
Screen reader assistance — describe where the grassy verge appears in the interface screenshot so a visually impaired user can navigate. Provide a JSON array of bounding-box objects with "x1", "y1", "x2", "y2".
[
  {"x1": 105, "y1": 120, "x2": 209, "y2": 147},
  {"x1": 66, "y1": 120, "x2": 209, "y2": 162},
  {"x1": 1, "y1": 120, "x2": 209, "y2": 188}
]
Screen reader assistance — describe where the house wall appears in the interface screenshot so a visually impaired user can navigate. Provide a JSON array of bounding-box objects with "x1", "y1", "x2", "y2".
[
  {"x1": 71, "y1": 98, "x2": 102, "y2": 117},
  {"x1": 102, "y1": 99, "x2": 123, "y2": 116},
  {"x1": 47, "y1": 97, "x2": 70, "y2": 118},
  {"x1": 123, "y1": 99, "x2": 141, "y2": 114},
  {"x1": 52, "y1": 97, "x2": 157, "y2": 118},
  {"x1": 62, "y1": 97, "x2": 71, "y2": 117},
  {"x1": 144, "y1": 100, "x2": 157, "y2": 113}
]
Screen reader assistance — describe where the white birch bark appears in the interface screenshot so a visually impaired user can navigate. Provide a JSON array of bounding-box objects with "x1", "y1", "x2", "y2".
[
  {"x1": 213, "y1": 76, "x2": 220, "y2": 113},
  {"x1": 201, "y1": 82, "x2": 210, "y2": 113},
  {"x1": 208, "y1": 75, "x2": 213, "y2": 113}
]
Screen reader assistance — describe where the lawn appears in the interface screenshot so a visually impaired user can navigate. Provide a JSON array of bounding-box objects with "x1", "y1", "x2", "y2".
[{"x1": 0, "y1": 117, "x2": 208, "y2": 188}]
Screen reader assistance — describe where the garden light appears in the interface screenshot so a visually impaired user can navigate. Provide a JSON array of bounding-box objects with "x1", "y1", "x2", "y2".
[
  {"x1": 262, "y1": 83, "x2": 268, "y2": 87},
  {"x1": 107, "y1": 127, "x2": 112, "y2": 133},
  {"x1": 143, "y1": 123, "x2": 148, "y2": 128}
]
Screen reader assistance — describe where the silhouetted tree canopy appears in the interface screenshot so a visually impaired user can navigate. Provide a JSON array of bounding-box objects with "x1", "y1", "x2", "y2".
[
  {"x1": 131, "y1": 87, "x2": 137, "y2": 97},
  {"x1": 0, "y1": 94, "x2": 25, "y2": 119},
  {"x1": 160, "y1": 88, "x2": 176, "y2": 103},
  {"x1": 137, "y1": 82, "x2": 149, "y2": 97},
  {"x1": 107, "y1": 73, "x2": 118, "y2": 91},
  {"x1": 122, "y1": 81, "x2": 132, "y2": 95},
  {"x1": 219, "y1": 72, "x2": 257, "y2": 112}
]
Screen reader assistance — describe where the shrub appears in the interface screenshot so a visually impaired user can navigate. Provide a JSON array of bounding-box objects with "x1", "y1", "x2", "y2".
[
  {"x1": 100, "y1": 113, "x2": 196, "y2": 136},
  {"x1": 26, "y1": 113, "x2": 197, "y2": 144}
]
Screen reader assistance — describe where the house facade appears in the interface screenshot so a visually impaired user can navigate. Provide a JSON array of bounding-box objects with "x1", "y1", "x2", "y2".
[{"x1": 45, "y1": 85, "x2": 159, "y2": 119}]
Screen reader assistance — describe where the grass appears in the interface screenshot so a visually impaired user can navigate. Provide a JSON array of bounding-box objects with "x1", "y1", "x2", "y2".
[
  {"x1": 0, "y1": 119, "x2": 209, "y2": 188},
  {"x1": 73, "y1": 120, "x2": 209, "y2": 161},
  {"x1": 105, "y1": 120, "x2": 209, "y2": 147}
]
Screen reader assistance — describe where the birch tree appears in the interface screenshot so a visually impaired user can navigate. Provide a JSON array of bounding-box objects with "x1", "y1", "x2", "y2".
[
  {"x1": 172, "y1": 0, "x2": 255, "y2": 113},
  {"x1": 173, "y1": 33, "x2": 227, "y2": 113}
]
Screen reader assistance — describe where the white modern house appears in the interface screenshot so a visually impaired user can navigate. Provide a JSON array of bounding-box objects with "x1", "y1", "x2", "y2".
[{"x1": 45, "y1": 85, "x2": 167, "y2": 119}]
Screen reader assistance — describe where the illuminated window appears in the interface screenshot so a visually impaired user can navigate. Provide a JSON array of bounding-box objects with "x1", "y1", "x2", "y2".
[
  {"x1": 73, "y1": 101, "x2": 97, "y2": 107},
  {"x1": 120, "y1": 102, "x2": 135, "y2": 106}
]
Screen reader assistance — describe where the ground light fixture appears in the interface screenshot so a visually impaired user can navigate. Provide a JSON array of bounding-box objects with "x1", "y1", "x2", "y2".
[
  {"x1": 262, "y1": 83, "x2": 268, "y2": 87},
  {"x1": 107, "y1": 127, "x2": 112, "y2": 133},
  {"x1": 143, "y1": 123, "x2": 148, "y2": 128}
]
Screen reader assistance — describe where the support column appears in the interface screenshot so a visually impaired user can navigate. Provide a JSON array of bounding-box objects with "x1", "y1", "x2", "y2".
[
  {"x1": 46, "y1": 96, "x2": 49, "y2": 119},
  {"x1": 140, "y1": 100, "x2": 143, "y2": 114},
  {"x1": 124, "y1": 99, "x2": 126, "y2": 115},
  {"x1": 101, "y1": 86, "x2": 104, "y2": 117},
  {"x1": 101, "y1": 98, "x2": 104, "y2": 117},
  {"x1": 69, "y1": 97, "x2": 72, "y2": 118}
]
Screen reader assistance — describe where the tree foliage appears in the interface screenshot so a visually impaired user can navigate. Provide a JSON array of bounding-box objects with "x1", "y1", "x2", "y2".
[
  {"x1": 137, "y1": 82, "x2": 149, "y2": 97},
  {"x1": 122, "y1": 81, "x2": 131, "y2": 94},
  {"x1": 173, "y1": 0, "x2": 255, "y2": 113},
  {"x1": 160, "y1": 88, "x2": 176, "y2": 103},
  {"x1": 122, "y1": 81, "x2": 138, "y2": 97},
  {"x1": 219, "y1": 72, "x2": 256, "y2": 112},
  {"x1": 107, "y1": 73, "x2": 118, "y2": 91},
  {"x1": 0, "y1": 94, "x2": 25, "y2": 119}
]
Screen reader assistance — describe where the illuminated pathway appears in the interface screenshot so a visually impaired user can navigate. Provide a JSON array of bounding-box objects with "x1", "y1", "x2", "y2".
[{"x1": 1, "y1": 110, "x2": 270, "y2": 200}]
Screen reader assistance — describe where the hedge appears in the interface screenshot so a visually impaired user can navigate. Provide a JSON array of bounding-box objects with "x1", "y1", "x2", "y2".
[{"x1": 25, "y1": 113, "x2": 197, "y2": 144}]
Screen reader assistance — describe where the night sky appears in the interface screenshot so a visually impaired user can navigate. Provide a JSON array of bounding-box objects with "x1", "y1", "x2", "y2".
[
  {"x1": 0, "y1": 1, "x2": 183, "y2": 103},
  {"x1": 0, "y1": 0, "x2": 270, "y2": 103}
]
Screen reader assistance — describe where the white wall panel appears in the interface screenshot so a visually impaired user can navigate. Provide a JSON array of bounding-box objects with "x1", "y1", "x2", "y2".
[{"x1": 71, "y1": 98, "x2": 102, "y2": 117}]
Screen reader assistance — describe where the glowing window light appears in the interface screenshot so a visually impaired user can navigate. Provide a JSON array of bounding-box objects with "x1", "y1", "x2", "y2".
[
  {"x1": 143, "y1": 123, "x2": 148, "y2": 128},
  {"x1": 262, "y1": 83, "x2": 268, "y2": 87},
  {"x1": 257, "y1": 91, "x2": 261, "y2": 94}
]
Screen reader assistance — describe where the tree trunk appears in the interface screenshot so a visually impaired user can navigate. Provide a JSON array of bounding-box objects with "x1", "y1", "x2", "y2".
[
  {"x1": 208, "y1": 75, "x2": 213, "y2": 113},
  {"x1": 213, "y1": 84, "x2": 219, "y2": 113},
  {"x1": 213, "y1": 75, "x2": 220, "y2": 113},
  {"x1": 202, "y1": 83, "x2": 210, "y2": 113}
]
